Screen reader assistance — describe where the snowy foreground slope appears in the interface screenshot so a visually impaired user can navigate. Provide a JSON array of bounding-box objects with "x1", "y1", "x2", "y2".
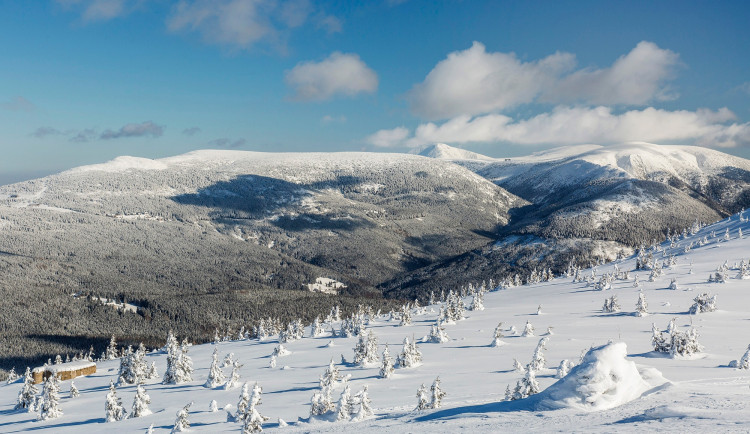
[{"x1": 2, "y1": 214, "x2": 750, "y2": 432}]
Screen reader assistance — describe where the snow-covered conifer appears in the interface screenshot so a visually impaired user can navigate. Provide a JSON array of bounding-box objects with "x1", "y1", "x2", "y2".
[
  {"x1": 469, "y1": 290, "x2": 484, "y2": 311},
  {"x1": 38, "y1": 374, "x2": 62, "y2": 421},
  {"x1": 511, "y1": 365, "x2": 540, "y2": 400},
  {"x1": 311, "y1": 316, "x2": 324, "y2": 337},
  {"x1": 353, "y1": 333, "x2": 368, "y2": 366},
  {"x1": 428, "y1": 318, "x2": 449, "y2": 343},
  {"x1": 379, "y1": 345, "x2": 394, "y2": 379},
  {"x1": 70, "y1": 380, "x2": 79, "y2": 398},
  {"x1": 242, "y1": 383, "x2": 269, "y2": 433},
  {"x1": 513, "y1": 358, "x2": 525, "y2": 373},
  {"x1": 556, "y1": 359, "x2": 574, "y2": 379},
  {"x1": 147, "y1": 361, "x2": 158, "y2": 380},
  {"x1": 205, "y1": 346, "x2": 226, "y2": 388},
  {"x1": 54, "y1": 354, "x2": 62, "y2": 365},
  {"x1": 430, "y1": 377, "x2": 446, "y2": 409},
  {"x1": 399, "y1": 304, "x2": 412, "y2": 326},
  {"x1": 522, "y1": 320, "x2": 534, "y2": 337},
  {"x1": 269, "y1": 355, "x2": 277, "y2": 369},
  {"x1": 106, "y1": 335, "x2": 118, "y2": 360},
  {"x1": 335, "y1": 384, "x2": 354, "y2": 421},
  {"x1": 504, "y1": 384, "x2": 512, "y2": 401},
  {"x1": 171, "y1": 402, "x2": 192, "y2": 433},
  {"x1": 635, "y1": 291, "x2": 648, "y2": 317},
  {"x1": 129, "y1": 384, "x2": 152, "y2": 418},
  {"x1": 633, "y1": 274, "x2": 640, "y2": 287},
  {"x1": 669, "y1": 278, "x2": 678, "y2": 290},
  {"x1": 490, "y1": 322, "x2": 504, "y2": 347},
  {"x1": 105, "y1": 380, "x2": 125, "y2": 422},
  {"x1": 175, "y1": 341, "x2": 194, "y2": 383},
  {"x1": 15, "y1": 367, "x2": 38, "y2": 411},
  {"x1": 6, "y1": 367, "x2": 18, "y2": 384},
  {"x1": 536, "y1": 305, "x2": 543, "y2": 315},
  {"x1": 225, "y1": 360, "x2": 242, "y2": 390},
  {"x1": 603, "y1": 295, "x2": 620, "y2": 313},
  {"x1": 365, "y1": 329, "x2": 379, "y2": 364},
  {"x1": 396, "y1": 337, "x2": 422, "y2": 368},
  {"x1": 689, "y1": 293, "x2": 717, "y2": 314},
  {"x1": 354, "y1": 385, "x2": 373, "y2": 420},
  {"x1": 210, "y1": 399, "x2": 218, "y2": 412},
  {"x1": 310, "y1": 359, "x2": 340, "y2": 416},
  {"x1": 529, "y1": 337, "x2": 549, "y2": 371},
  {"x1": 415, "y1": 384, "x2": 429, "y2": 410}
]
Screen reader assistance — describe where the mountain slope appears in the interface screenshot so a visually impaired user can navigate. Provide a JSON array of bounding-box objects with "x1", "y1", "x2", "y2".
[
  {"x1": 2, "y1": 211, "x2": 750, "y2": 432},
  {"x1": 0, "y1": 150, "x2": 522, "y2": 370}
]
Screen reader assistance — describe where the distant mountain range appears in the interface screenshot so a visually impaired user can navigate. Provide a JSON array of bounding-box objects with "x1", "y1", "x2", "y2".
[{"x1": 2, "y1": 143, "x2": 750, "y2": 370}]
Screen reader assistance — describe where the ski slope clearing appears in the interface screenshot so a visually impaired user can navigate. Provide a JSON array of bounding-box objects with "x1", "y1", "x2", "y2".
[{"x1": 2, "y1": 212, "x2": 750, "y2": 432}]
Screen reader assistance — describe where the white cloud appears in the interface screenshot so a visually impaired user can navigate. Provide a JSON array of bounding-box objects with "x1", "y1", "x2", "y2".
[
  {"x1": 366, "y1": 126, "x2": 410, "y2": 148},
  {"x1": 321, "y1": 114, "x2": 346, "y2": 124},
  {"x1": 285, "y1": 52, "x2": 378, "y2": 101},
  {"x1": 543, "y1": 41, "x2": 679, "y2": 105},
  {"x1": 166, "y1": 0, "x2": 340, "y2": 51},
  {"x1": 55, "y1": 0, "x2": 141, "y2": 22},
  {"x1": 100, "y1": 121, "x2": 164, "y2": 139},
  {"x1": 408, "y1": 41, "x2": 680, "y2": 120},
  {"x1": 367, "y1": 106, "x2": 750, "y2": 148}
]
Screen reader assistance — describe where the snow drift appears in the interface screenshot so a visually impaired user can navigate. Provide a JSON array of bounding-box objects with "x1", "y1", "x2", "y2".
[{"x1": 536, "y1": 342, "x2": 665, "y2": 411}]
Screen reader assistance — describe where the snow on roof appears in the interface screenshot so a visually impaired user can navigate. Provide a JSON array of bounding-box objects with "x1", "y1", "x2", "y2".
[{"x1": 33, "y1": 360, "x2": 96, "y2": 374}]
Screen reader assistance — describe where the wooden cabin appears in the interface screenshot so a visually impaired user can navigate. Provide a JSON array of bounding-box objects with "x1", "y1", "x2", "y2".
[{"x1": 32, "y1": 360, "x2": 96, "y2": 384}]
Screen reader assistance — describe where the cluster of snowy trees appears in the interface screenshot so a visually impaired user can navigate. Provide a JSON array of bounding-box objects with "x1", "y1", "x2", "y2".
[{"x1": 651, "y1": 319, "x2": 702, "y2": 357}]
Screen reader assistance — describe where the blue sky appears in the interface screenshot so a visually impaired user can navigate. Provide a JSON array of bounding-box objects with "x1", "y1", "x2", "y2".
[{"x1": 1, "y1": 0, "x2": 749, "y2": 183}]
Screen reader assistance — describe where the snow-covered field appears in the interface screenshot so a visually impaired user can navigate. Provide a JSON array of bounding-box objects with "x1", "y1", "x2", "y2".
[{"x1": 3, "y1": 212, "x2": 750, "y2": 432}]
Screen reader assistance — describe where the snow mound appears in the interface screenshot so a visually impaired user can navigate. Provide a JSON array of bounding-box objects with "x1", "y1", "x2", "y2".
[{"x1": 537, "y1": 342, "x2": 664, "y2": 411}]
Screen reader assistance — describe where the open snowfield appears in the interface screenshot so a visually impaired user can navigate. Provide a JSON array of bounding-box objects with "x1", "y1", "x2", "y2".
[{"x1": 2, "y1": 212, "x2": 750, "y2": 433}]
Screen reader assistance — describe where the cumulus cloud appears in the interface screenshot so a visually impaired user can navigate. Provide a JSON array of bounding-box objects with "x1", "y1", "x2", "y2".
[
  {"x1": 167, "y1": 0, "x2": 340, "y2": 51},
  {"x1": 366, "y1": 126, "x2": 410, "y2": 148},
  {"x1": 367, "y1": 106, "x2": 750, "y2": 148},
  {"x1": 55, "y1": 0, "x2": 141, "y2": 22},
  {"x1": 100, "y1": 121, "x2": 164, "y2": 139},
  {"x1": 285, "y1": 52, "x2": 378, "y2": 101},
  {"x1": 182, "y1": 126, "x2": 202, "y2": 136},
  {"x1": 2, "y1": 96, "x2": 36, "y2": 112},
  {"x1": 408, "y1": 41, "x2": 680, "y2": 120}
]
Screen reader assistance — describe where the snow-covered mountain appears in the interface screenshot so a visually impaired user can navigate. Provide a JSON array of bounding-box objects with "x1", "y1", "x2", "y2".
[
  {"x1": 0, "y1": 150, "x2": 522, "y2": 371},
  {"x1": 417, "y1": 143, "x2": 495, "y2": 161},
  {"x1": 3, "y1": 210, "x2": 750, "y2": 432}
]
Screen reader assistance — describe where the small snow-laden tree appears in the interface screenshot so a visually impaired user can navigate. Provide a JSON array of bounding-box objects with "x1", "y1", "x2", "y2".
[
  {"x1": 54, "y1": 354, "x2": 62, "y2": 365},
  {"x1": 209, "y1": 399, "x2": 219, "y2": 412},
  {"x1": 511, "y1": 365, "x2": 540, "y2": 400},
  {"x1": 396, "y1": 337, "x2": 422, "y2": 368},
  {"x1": 118, "y1": 345, "x2": 142, "y2": 385},
  {"x1": 603, "y1": 295, "x2": 620, "y2": 313},
  {"x1": 310, "y1": 359, "x2": 341, "y2": 416},
  {"x1": 353, "y1": 385, "x2": 373, "y2": 420},
  {"x1": 632, "y1": 274, "x2": 640, "y2": 288},
  {"x1": 225, "y1": 361, "x2": 243, "y2": 390},
  {"x1": 38, "y1": 374, "x2": 62, "y2": 421},
  {"x1": 269, "y1": 355, "x2": 277, "y2": 369},
  {"x1": 106, "y1": 335, "x2": 118, "y2": 360},
  {"x1": 529, "y1": 337, "x2": 549, "y2": 371},
  {"x1": 491, "y1": 322, "x2": 504, "y2": 347},
  {"x1": 399, "y1": 304, "x2": 412, "y2": 326},
  {"x1": 536, "y1": 304, "x2": 543, "y2": 315},
  {"x1": 689, "y1": 293, "x2": 717, "y2": 314},
  {"x1": 738, "y1": 345, "x2": 750, "y2": 370},
  {"x1": 365, "y1": 329, "x2": 379, "y2": 364},
  {"x1": 222, "y1": 352, "x2": 235, "y2": 368},
  {"x1": 522, "y1": 320, "x2": 534, "y2": 337},
  {"x1": 70, "y1": 380, "x2": 79, "y2": 398},
  {"x1": 162, "y1": 333, "x2": 181, "y2": 384},
  {"x1": 504, "y1": 384, "x2": 513, "y2": 401},
  {"x1": 335, "y1": 384, "x2": 354, "y2": 421},
  {"x1": 415, "y1": 384, "x2": 429, "y2": 411},
  {"x1": 242, "y1": 383, "x2": 269, "y2": 433},
  {"x1": 670, "y1": 327, "x2": 702, "y2": 357},
  {"x1": 238, "y1": 326, "x2": 247, "y2": 341},
  {"x1": 236, "y1": 382, "x2": 251, "y2": 422},
  {"x1": 205, "y1": 346, "x2": 226, "y2": 388},
  {"x1": 428, "y1": 318, "x2": 450, "y2": 343},
  {"x1": 353, "y1": 333, "x2": 368, "y2": 366},
  {"x1": 311, "y1": 316, "x2": 325, "y2": 338},
  {"x1": 428, "y1": 291, "x2": 436, "y2": 306},
  {"x1": 6, "y1": 367, "x2": 18, "y2": 384},
  {"x1": 635, "y1": 291, "x2": 648, "y2": 317},
  {"x1": 15, "y1": 367, "x2": 38, "y2": 411},
  {"x1": 651, "y1": 324, "x2": 670, "y2": 353},
  {"x1": 105, "y1": 380, "x2": 125, "y2": 422},
  {"x1": 174, "y1": 342, "x2": 194, "y2": 383},
  {"x1": 669, "y1": 278, "x2": 678, "y2": 290},
  {"x1": 379, "y1": 345, "x2": 394, "y2": 379},
  {"x1": 513, "y1": 358, "x2": 525, "y2": 373},
  {"x1": 129, "y1": 384, "x2": 152, "y2": 418},
  {"x1": 556, "y1": 359, "x2": 574, "y2": 379},
  {"x1": 147, "y1": 361, "x2": 158, "y2": 380},
  {"x1": 430, "y1": 377, "x2": 446, "y2": 409},
  {"x1": 469, "y1": 289, "x2": 484, "y2": 311},
  {"x1": 171, "y1": 402, "x2": 192, "y2": 433}
]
